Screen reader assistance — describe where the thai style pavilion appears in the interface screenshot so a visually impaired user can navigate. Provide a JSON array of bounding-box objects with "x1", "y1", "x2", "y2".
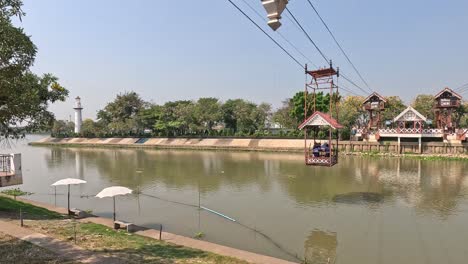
[
  {"x1": 362, "y1": 92, "x2": 386, "y2": 129},
  {"x1": 433, "y1": 87, "x2": 462, "y2": 132}
]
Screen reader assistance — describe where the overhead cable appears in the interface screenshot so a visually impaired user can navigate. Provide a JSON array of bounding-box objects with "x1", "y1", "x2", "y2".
[
  {"x1": 305, "y1": 0, "x2": 373, "y2": 93},
  {"x1": 226, "y1": 0, "x2": 305, "y2": 69}
]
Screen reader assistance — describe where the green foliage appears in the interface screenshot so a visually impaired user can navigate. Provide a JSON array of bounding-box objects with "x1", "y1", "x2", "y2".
[
  {"x1": 0, "y1": 0, "x2": 68, "y2": 141},
  {"x1": 194, "y1": 97, "x2": 221, "y2": 133},
  {"x1": 339, "y1": 95, "x2": 366, "y2": 128},
  {"x1": 193, "y1": 231, "x2": 205, "y2": 239},
  {"x1": 1, "y1": 187, "x2": 32, "y2": 198},
  {"x1": 97, "y1": 92, "x2": 145, "y2": 135},
  {"x1": 272, "y1": 99, "x2": 296, "y2": 129},
  {"x1": 454, "y1": 101, "x2": 468, "y2": 128},
  {"x1": 0, "y1": 196, "x2": 62, "y2": 219},
  {"x1": 221, "y1": 99, "x2": 271, "y2": 134},
  {"x1": 290, "y1": 91, "x2": 330, "y2": 125},
  {"x1": 51, "y1": 120, "x2": 74, "y2": 137},
  {"x1": 412, "y1": 94, "x2": 435, "y2": 121},
  {"x1": 381, "y1": 96, "x2": 406, "y2": 124}
]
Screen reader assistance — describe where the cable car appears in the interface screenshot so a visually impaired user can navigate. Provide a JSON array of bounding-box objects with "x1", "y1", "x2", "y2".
[{"x1": 298, "y1": 64, "x2": 343, "y2": 167}]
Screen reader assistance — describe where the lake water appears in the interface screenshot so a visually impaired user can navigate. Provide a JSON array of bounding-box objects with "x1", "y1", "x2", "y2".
[{"x1": 3, "y1": 135, "x2": 468, "y2": 263}]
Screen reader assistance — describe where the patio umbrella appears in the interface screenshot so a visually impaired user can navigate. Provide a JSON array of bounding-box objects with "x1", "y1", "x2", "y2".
[
  {"x1": 95, "y1": 186, "x2": 132, "y2": 221},
  {"x1": 51, "y1": 178, "x2": 87, "y2": 215}
]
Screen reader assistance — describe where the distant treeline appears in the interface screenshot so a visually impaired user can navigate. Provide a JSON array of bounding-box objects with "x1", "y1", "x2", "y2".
[{"x1": 51, "y1": 91, "x2": 468, "y2": 139}]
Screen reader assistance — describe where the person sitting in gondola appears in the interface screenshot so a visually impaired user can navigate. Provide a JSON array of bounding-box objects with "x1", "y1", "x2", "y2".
[
  {"x1": 321, "y1": 142, "x2": 330, "y2": 157},
  {"x1": 312, "y1": 143, "x2": 321, "y2": 157}
]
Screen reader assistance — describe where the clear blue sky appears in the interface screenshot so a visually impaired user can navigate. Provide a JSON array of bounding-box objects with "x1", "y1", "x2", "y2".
[{"x1": 19, "y1": 0, "x2": 468, "y2": 120}]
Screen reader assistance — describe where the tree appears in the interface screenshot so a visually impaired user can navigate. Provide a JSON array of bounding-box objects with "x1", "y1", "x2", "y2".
[
  {"x1": 290, "y1": 91, "x2": 330, "y2": 125},
  {"x1": 194, "y1": 97, "x2": 221, "y2": 133},
  {"x1": 381, "y1": 96, "x2": 406, "y2": 123},
  {"x1": 454, "y1": 101, "x2": 468, "y2": 128},
  {"x1": 273, "y1": 99, "x2": 296, "y2": 129},
  {"x1": 80, "y1": 119, "x2": 104, "y2": 137},
  {"x1": 0, "y1": 0, "x2": 68, "y2": 141},
  {"x1": 221, "y1": 99, "x2": 242, "y2": 132},
  {"x1": 339, "y1": 96, "x2": 366, "y2": 128},
  {"x1": 412, "y1": 94, "x2": 435, "y2": 121},
  {"x1": 97, "y1": 91, "x2": 145, "y2": 135},
  {"x1": 220, "y1": 99, "x2": 268, "y2": 135},
  {"x1": 152, "y1": 100, "x2": 196, "y2": 136},
  {"x1": 51, "y1": 120, "x2": 74, "y2": 137}
]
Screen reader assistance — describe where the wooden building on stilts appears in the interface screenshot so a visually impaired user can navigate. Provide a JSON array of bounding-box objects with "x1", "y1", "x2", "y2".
[
  {"x1": 433, "y1": 87, "x2": 465, "y2": 141},
  {"x1": 361, "y1": 92, "x2": 386, "y2": 141}
]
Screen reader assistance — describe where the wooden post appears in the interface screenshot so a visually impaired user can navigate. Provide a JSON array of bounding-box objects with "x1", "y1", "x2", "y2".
[
  {"x1": 159, "y1": 224, "x2": 162, "y2": 240},
  {"x1": 20, "y1": 208, "x2": 23, "y2": 227},
  {"x1": 397, "y1": 137, "x2": 401, "y2": 154},
  {"x1": 418, "y1": 137, "x2": 422, "y2": 154},
  {"x1": 67, "y1": 185, "x2": 71, "y2": 216},
  {"x1": 113, "y1": 197, "x2": 116, "y2": 222}
]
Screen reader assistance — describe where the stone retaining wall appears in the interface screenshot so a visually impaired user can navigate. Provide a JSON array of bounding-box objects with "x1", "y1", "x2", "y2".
[{"x1": 31, "y1": 137, "x2": 468, "y2": 155}]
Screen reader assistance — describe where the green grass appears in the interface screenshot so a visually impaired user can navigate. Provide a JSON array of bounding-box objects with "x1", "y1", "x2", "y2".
[
  {"x1": 405, "y1": 155, "x2": 468, "y2": 161},
  {"x1": 1, "y1": 188, "x2": 33, "y2": 198},
  {"x1": 30, "y1": 220, "x2": 247, "y2": 264},
  {"x1": 0, "y1": 196, "x2": 63, "y2": 220},
  {"x1": 0, "y1": 195, "x2": 247, "y2": 263},
  {"x1": 0, "y1": 232, "x2": 77, "y2": 264}
]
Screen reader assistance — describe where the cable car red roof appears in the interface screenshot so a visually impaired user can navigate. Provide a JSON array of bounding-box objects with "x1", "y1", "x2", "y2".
[
  {"x1": 306, "y1": 68, "x2": 337, "y2": 79},
  {"x1": 298, "y1": 111, "x2": 343, "y2": 130}
]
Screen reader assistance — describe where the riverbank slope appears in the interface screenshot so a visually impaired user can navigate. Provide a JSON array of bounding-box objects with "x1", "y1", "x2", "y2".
[
  {"x1": 31, "y1": 137, "x2": 468, "y2": 156},
  {"x1": 0, "y1": 194, "x2": 295, "y2": 264}
]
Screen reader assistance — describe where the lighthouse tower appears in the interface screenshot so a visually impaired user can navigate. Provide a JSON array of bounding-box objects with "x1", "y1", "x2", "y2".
[{"x1": 73, "y1": 96, "x2": 83, "y2": 133}]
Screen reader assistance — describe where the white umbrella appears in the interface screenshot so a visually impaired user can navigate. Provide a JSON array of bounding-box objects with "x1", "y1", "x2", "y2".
[
  {"x1": 95, "y1": 186, "x2": 132, "y2": 221},
  {"x1": 51, "y1": 178, "x2": 87, "y2": 215}
]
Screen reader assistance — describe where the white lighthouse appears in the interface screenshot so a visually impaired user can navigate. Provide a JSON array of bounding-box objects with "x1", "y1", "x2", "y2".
[{"x1": 73, "y1": 96, "x2": 83, "y2": 133}]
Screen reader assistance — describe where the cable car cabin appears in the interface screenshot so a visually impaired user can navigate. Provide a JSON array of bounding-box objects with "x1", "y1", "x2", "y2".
[{"x1": 298, "y1": 111, "x2": 343, "y2": 167}]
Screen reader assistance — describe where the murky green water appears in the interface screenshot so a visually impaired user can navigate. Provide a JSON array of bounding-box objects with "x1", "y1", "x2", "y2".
[{"x1": 4, "y1": 135, "x2": 468, "y2": 263}]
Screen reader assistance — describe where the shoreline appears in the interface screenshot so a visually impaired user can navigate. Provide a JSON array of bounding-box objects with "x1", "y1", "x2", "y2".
[
  {"x1": 0, "y1": 193, "x2": 297, "y2": 264},
  {"x1": 30, "y1": 137, "x2": 468, "y2": 160}
]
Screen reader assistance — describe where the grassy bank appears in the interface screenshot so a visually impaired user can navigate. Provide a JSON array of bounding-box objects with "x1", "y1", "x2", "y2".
[
  {"x1": 0, "y1": 196, "x2": 63, "y2": 220},
  {"x1": 0, "y1": 232, "x2": 77, "y2": 264},
  {"x1": 0, "y1": 196, "x2": 247, "y2": 264},
  {"x1": 343, "y1": 151, "x2": 468, "y2": 161}
]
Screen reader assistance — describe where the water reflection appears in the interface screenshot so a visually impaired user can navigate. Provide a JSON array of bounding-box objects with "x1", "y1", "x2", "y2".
[
  {"x1": 43, "y1": 147, "x2": 468, "y2": 217},
  {"x1": 304, "y1": 229, "x2": 337, "y2": 264},
  {"x1": 332, "y1": 192, "x2": 384, "y2": 204},
  {"x1": 0, "y1": 174, "x2": 23, "y2": 187},
  {"x1": 35, "y1": 145, "x2": 468, "y2": 263}
]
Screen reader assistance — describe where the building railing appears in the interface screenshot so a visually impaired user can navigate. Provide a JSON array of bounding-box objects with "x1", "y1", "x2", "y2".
[
  {"x1": 0, "y1": 155, "x2": 11, "y2": 173},
  {"x1": 306, "y1": 155, "x2": 338, "y2": 166},
  {"x1": 435, "y1": 100, "x2": 460, "y2": 108},
  {"x1": 363, "y1": 104, "x2": 384, "y2": 111},
  {"x1": 356, "y1": 128, "x2": 444, "y2": 135}
]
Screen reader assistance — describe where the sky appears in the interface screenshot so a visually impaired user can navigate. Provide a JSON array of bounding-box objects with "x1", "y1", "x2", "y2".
[{"x1": 17, "y1": 0, "x2": 468, "y2": 120}]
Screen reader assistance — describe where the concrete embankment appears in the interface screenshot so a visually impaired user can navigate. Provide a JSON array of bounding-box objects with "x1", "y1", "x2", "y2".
[{"x1": 31, "y1": 137, "x2": 468, "y2": 155}]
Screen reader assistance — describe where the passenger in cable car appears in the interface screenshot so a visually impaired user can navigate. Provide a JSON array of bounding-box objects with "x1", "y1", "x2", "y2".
[
  {"x1": 312, "y1": 143, "x2": 321, "y2": 157},
  {"x1": 321, "y1": 142, "x2": 330, "y2": 157}
]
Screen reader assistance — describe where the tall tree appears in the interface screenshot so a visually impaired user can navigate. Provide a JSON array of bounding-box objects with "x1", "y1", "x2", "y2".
[
  {"x1": 51, "y1": 120, "x2": 74, "y2": 137},
  {"x1": 290, "y1": 91, "x2": 330, "y2": 125},
  {"x1": 339, "y1": 96, "x2": 366, "y2": 128},
  {"x1": 381, "y1": 96, "x2": 406, "y2": 123},
  {"x1": 412, "y1": 94, "x2": 435, "y2": 120},
  {"x1": 97, "y1": 91, "x2": 145, "y2": 135},
  {"x1": 453, "y1": 101, "x2": 467, "y2": 128},
  {"x1": 0, "y1": 0, "x2": 68, "y2": 141},
  {"x1": 194, "y1": 97, "x2": 221, "y2": 133},
  {"x1": 273, "y1": 99, "x2": 296, "y2": 129}
]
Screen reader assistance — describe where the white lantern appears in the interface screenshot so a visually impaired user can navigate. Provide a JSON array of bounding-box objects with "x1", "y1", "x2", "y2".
[{"x1": 261, "y1": 0, "x2": 289, "y2": 31}]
